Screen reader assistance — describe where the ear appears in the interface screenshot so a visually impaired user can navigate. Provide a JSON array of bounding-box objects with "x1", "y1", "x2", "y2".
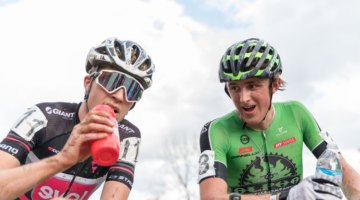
[
  {"x1": 271, "y1": 78, "x2": 281, "y2": 93},
  {"x1": 224, "y1": 84, "x2": 231, "y2": 98},
  {"x1": 84, "y1": 75, "x2": 91, "y2": 91}
]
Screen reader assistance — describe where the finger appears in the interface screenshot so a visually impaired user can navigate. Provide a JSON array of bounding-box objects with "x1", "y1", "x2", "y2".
[
  {"x1": 312, "y1": 181, "x2": 343, "y2": 199},
  {"x1": 80, "y1": 123, "x2": 115, "y2": 134},
  {"x1": 89, "y1": 109, "x2": 115, "y2": 122},
  {"x1": 313, "y1": 177, "x2": 339, "y2": 186},
  {"x1": 313, "y1": 173, "x2": 341, "y2": 186},
  {"x1": 91, "y1": 109, "x2": 114, "y2": 117},
  {"x1": 82, "y1": 114, "x2": 115, "y2": 127},
  {"x1": 79, "y1": 132, "x2": 108, "y2": 143}
]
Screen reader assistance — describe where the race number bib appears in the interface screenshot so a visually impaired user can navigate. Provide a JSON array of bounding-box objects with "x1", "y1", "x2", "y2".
[{"x1": 11, "y1": 106, "x2": 47, "y2": 141}]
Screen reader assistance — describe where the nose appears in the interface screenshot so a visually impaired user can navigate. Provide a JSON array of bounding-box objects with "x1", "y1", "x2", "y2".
[
  {"x1": 239, "y1": 88, "x2": 251, "y2": 103},
  {"x1": 112, "y1": 87, "x2": 127, "y2": 102}
]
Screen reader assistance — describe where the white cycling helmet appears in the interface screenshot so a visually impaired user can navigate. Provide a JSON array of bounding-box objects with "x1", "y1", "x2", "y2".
[{"x1": 86, "y1": 37, "x2": 155, "y2": 89}]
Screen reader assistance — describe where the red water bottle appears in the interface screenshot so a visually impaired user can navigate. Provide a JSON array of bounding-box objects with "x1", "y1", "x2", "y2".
[{"x1": 90, "y1": 105, "x2": 120, "y2": 166}]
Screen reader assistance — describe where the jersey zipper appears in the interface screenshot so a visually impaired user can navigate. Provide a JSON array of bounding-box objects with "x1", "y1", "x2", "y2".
[{"x1": 261, "y1": 130, "x2": 272, "y2": 191}]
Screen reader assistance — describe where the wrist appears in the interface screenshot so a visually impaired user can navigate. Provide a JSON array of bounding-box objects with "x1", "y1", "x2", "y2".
[
  {"x1": 55, "y1": 152, "x2": 76, "y2": 169},
  {"x1": 278, "y1": 190, "x2": 289, "y2": 200},
  {"x1": 229, "y1": 193, "x2": 241, "y2": 200},
  {"x1": 270, "y1": 194, "x2": 277, "y2": 200}
]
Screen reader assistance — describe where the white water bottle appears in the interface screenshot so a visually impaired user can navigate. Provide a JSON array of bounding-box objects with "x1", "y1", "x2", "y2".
[{"x1": 315, "y1": 131, "x2": 342, "y2": 184}]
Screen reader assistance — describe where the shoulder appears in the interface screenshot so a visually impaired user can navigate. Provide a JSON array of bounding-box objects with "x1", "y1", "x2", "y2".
[
  {"x1": 201, "y1": 111, "x2": 242, "y2": 133},
  {"x1": 274, "y1": 100, "x2": 305, "y2": 108},
  {"x1": 274, "y1": 100, "x2": 310, "y2": 113},
  {"x1": 199, "y1": 111, "x2": 239, "y2": 147},
  {"x1": 118, "y1": 119, "x2": 141, "y2": 139},
  {"x1": 274, "y1": 101, "x2": 316, "y2": 125},
  {"x1": 10, "y1": 102, "x2": 79, "y2": 141}
]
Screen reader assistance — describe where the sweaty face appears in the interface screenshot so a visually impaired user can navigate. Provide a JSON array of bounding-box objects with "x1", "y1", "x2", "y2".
[{"x1": 227, "y1": 77, "x2": 272, "y2": 130}]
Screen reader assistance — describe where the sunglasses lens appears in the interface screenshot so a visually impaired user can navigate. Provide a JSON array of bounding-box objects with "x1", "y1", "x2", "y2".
[{"x1": 97, "y1": 71, "x2": 143, "y2": 102}]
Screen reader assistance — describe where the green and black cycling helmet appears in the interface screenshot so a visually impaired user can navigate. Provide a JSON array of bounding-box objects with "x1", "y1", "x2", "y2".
[{"x1": 219, "y1": 38, "x2": 282, "y2": 82}]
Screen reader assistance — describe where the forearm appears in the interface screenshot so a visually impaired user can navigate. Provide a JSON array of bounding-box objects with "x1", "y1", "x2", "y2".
[
  {"x1": 240, "y1": 194, "x2": 272, "y2": 200},
  {"x1": 201, "y1": 192, "x2": 271, "y2": 200},
  {"x1": 100, "y1": 181, "x2": 130, "y2": 200},
  {"x1": 0, "y1": 154, "x2": 71, "y2": 200},
  {"x1": 341, "y1": 155, "x2": 360, "y2": 200},
  {"x1": 200, "y1": 178, "x2": 272, "y2": 200}
]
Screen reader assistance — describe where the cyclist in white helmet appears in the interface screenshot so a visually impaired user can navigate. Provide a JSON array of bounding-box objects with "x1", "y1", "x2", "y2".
[
  {"x1": 0, "y1": 37, "x2": 155, "y2": 200},
  {"x1": 198, "y1": 38, "x2": 360, "y2": 200}
]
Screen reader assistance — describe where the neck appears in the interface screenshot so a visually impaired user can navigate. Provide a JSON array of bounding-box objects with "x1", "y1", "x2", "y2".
[
  {"x1": 78, "y1": 101, "x2": 88, "y2": 122},
  {"x1": 245, "y1": 105, "x2": 275, "y2": 131}
]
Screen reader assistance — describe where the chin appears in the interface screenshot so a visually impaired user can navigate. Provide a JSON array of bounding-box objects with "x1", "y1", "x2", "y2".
[
  {"x1": 115, "y1": 114, "x2": 124, "y2": 121},
  {"x1": 243, "y1": 117, "x2": 262, "y2": 126}
]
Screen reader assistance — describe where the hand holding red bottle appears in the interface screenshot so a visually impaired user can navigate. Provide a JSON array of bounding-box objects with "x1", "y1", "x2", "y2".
[{"x1": 90, "y1": 105, "x2": 120, "y2": 166}]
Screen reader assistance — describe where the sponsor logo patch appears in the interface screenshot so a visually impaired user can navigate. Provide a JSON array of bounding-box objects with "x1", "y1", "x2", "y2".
[
  {"x1": 108, "y1": 175, "x2": 133, "y2": 186},
  {"x1": 231, "y1": 154, "x2": 300, "y2": 194},
  {"x1": 0, "y1": 144, "x2": 19, "y2": 154},
  {"x1": 239, "y1": 146, "x2": 253, "y2": 154},
  {"x1": 276, "y1": 127, "x2": 288, "y2": 136},
  {"x1": 274, "y1": 137, "x2": 296, "y2": 149},
  {"x1": 45, "y1": 106, "x2": 75, "y2": 119},
  {"x1": 47, "y1": 146, "x2": 60, "y2": 154},
  {"x1": 119, "y1": 124, "x2": 135, "y2": 134},
  {"x1": 30, "y1": 176, "x2": 97, "y2": 200},
  {"x1": 240, "y1": 135, "x2": 250, "y2": 144}
]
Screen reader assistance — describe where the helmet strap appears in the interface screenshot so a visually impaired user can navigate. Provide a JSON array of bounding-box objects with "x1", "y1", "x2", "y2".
[
  {"x1": 262, "y1": 77, "x2": 274, "y2": 121},
  {"x1": 224, "y1": 85, "x2": 230, "y2": 97},
  {"x1": 130, "y1": 103, "x2": 136, "y2": 110},
  {"x1": 84, "y1": 66, "x2": 99, "y2": 112},
  {"x1": 226, "y1": 77, "x2": 274, "y2": 128}
]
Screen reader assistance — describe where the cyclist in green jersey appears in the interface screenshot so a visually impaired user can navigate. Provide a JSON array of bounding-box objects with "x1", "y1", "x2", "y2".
[{"x1": 198, "y1": 38, "x2": 360, "y2": 200}]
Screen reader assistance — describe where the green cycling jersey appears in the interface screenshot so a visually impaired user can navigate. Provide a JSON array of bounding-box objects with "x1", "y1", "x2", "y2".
[{"x1": 198, "y1": 101, "x2": 327, "y2": 194}]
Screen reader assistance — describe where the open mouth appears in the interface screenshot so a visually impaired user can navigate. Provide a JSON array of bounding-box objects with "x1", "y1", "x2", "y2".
[
  {"x1": 242, "y1": 105, "x2": 256, "y2": 112},
  {"x1": 113, "y1": 107, "x2": 120, "y2": 115},
  {"x1": 105, "y1": 104, "x2": 119, "y2": 115}
]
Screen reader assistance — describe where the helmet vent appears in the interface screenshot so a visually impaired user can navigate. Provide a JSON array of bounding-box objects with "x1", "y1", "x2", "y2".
[
  {"x1": 259, "y1": 46, "x2": 266, "y2": 53},
  {"x1": 131, "y1": 46, "x2": 140, "y2": 64},
  {"x1": 139, "y1": 59, "x2": 151, "y2": 71},
  {"x1": 262, "y1": 59, "x2": 269, "y2": 70},
  {"x1": 247, "y1": 45, "x2": 255, "y2": 52},
  {"x1": 114, "y1": 42, "x2": 126, "y2": 61}
]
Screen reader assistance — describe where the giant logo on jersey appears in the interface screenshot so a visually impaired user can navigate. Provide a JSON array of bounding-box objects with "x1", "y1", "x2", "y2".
[
  {"x1": 231, "y1": 153, "x2": 300, "y2": 194},
  {"x1": 119, "y1": 124, "x2": 135, "y2": 134},
  {"x1": 45, "y1": 106, "x2": 75, "y2": 119}
]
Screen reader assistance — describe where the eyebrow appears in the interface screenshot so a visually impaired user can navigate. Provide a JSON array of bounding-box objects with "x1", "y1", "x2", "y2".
[
  {"x1": 246, "y1": 80, "x2": 262, "y2": 84},
  {"x1": 228, "y1": 79, "x2": 263, "y2": 86}
]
